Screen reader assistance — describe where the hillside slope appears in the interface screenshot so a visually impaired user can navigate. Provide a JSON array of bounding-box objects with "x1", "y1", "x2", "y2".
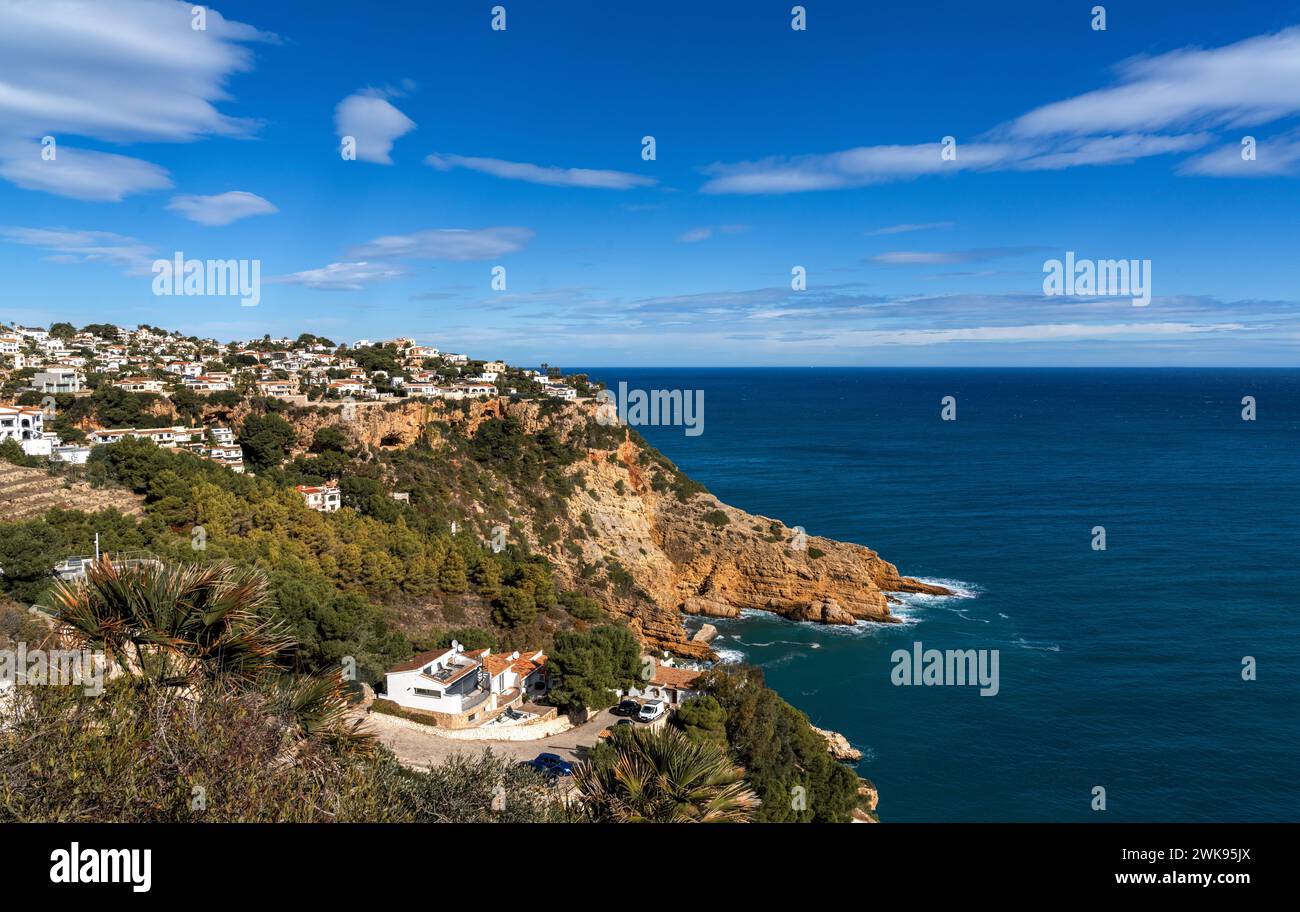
[
  {"x1": 0, "y1": 461, "x2": 143, "y2": 522},
  {"x1": 289, "y1": 398, "x2": 948, "y2": 658}
]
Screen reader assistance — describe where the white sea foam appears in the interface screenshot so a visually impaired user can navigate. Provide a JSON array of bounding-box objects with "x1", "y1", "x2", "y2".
[{"x1": 1013, "y1": 637, "x2": 1060, "y2": 653}]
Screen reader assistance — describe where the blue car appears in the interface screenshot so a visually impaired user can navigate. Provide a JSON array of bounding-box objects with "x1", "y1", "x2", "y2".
[{"x1": 527, "y1": 753, "x2": 573, "y2": 777}]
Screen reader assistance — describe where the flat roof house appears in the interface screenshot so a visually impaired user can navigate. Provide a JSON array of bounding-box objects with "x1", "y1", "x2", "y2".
[
  {"x1": 31, "y1": 366, "x2": 82, "y2": 394},
  {"x1": 383, "y1": 641, "x2": 548, "y2": 728},
  {"x1": 114, "y1": 377, "x2": 166, "y2": 393}
]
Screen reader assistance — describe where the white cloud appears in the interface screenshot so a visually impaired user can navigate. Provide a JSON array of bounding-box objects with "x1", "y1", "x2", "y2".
[
  {"x1": 347, "y1": 227, "x2": 534, "y2": 261},
  {"x1": 701, "y1": 142, "x2": 1019, "y2": 193},
  {"x1": 1009, "y1": 133, "x2": 1211, "y2": 171},
  {"x1": 0, "y1": 0, "x2": 274, "y2": 142},
  {"x1": 334, "y1": 91, "x2": 416, "y2": 164},
  {"x1": 866, "y1": 221, "x2": 955, "y2": 236},
  {"x1": 702, "y1": 27, "x2": 1300, "y2": 192},
  {"x1": 0, "y1": 226, "x2": 155, "y2": 272},
  {"x1": 869, "y1": 247, "x2": 1042, "y2": 266},
  {"x1": 1179, "y1": 129, "x2": 1300, "y2": 177},
  {"x1": 0, "y1": 142, "x2": 172, "y2": 201},
  {"x1": 167, "y1": 190, "x2": 278, "y2": 226},
  {"x1": 0, "y1": 0, "x2": 274, "y2": 199},
  {"x1": 426, "y1": 153, "x2": 656, "y2": 189},
  {"x1": 1009, "y1": 28, "x2": 1300, "y2": 137},
  {"x1": 677, "y1": 224, "x2": 748, "y2": 243},
  {"x1": 833, "y1": 322, "x2": 1245, "y2": 346},
  {"x1": 268, "y1": 261, "x2": 406, "y2": 291}
]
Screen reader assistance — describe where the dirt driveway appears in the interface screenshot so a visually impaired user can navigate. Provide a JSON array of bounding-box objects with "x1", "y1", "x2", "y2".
[{"x1": 369, "y1": 708, "x2": 625, "y2": 770}]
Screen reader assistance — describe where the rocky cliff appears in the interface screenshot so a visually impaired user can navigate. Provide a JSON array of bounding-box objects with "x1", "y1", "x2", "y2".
[{"x1": 287, "y1": 397, "x2": 948, "y2": 659}]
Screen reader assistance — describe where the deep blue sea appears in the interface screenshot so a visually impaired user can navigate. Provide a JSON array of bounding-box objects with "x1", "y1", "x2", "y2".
[{"x1": 579, "y1": 368, "x2": 1299, "y2": 822}]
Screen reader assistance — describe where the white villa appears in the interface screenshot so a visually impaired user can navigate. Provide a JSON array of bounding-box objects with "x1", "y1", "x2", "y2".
[
  {"x1": 296, "y1": 483, "x2": 341, "y2": 512},
  {"x1": 88, "y1": 426, "x2": 202, "y2": 447},
  {"x1": 0, "y1": 405, "x2": 44, "y2": 443},
  {"x1": 114, "y1": 377, "x2": 166, "y2": 393},
  {"x1": 31, "y1": 366, "x2": 83, "y2": 394},
  {"x1": 623, "y1": 664, "x2": 704, "y2": 708},
  {"x1": 383, "y1": 641, "x2": 548, "y2": 728}
]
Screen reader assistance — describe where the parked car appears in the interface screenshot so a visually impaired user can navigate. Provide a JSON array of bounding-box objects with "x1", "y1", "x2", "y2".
[
  {"x1": 614, "y1": 699, "x2": 641, "y2": 717},
  {"x1": 637, "y1": 700, "x2": 666, "y2": 722},
  {"x1": 526, "y1": 753, "x2": 573, "y2": 777}
]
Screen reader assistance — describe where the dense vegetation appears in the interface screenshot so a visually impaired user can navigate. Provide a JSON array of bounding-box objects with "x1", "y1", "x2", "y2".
[
  {"x1": 0, "y1": 397, "x2": 686, "y2": 683},
  {"x1": 691, "y1": 664, "x2": 866, "y2": 823},
  {"x1": 0, "y1": 560, "x2": 562, "y2": 823}
]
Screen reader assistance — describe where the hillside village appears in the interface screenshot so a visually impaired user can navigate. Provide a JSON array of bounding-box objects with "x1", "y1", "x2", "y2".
[
  {"x1": 1, "y1": 319, "x2": 899, "y2": 822},
  {"x1": 0, "y1": 321, "x2": 585, "y2": 482}
]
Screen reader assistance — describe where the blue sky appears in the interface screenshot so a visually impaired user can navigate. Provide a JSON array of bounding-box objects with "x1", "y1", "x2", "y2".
[{"x1": 1, "y1": 0, "x2": 1299, "y2": 365}]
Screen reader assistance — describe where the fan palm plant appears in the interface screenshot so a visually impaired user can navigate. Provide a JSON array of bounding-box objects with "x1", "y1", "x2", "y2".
[
  {"x1": 47, "y1": 558, "x2": 293, "y2": 687},
  {"x1": 45, "y1": 557, "x2": 374, "y2": 755},
  {"x1": 571, "y1": 724, "x2": 760, "y2": 822}
]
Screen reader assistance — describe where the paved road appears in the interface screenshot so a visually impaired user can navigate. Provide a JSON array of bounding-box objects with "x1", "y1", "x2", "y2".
[{"x1": 370, "y1": 708, "x2": 629, "y2": 769}]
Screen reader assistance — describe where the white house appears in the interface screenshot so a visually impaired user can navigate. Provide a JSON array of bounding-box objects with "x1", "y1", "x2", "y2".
[
  {"x1": 209, "y1": 426, "x2": 236, "y2": 446},
  {"x1": 624, "y1": 664, "x2": 704, "y2": 708},
  {"x1": 383, "y1": 641, "x2": 548, "y2": 724},
  {"x1": 0, "y1": 405, "x2": 44, "y2": 443},
  {"x1": 296, "y1": 484, "x2": 341, "y2": 512},
  {"x1": 254, "y1": 379, "x2": 296, "y2": 397},
  {"x1": 31, "y1": 367, "x2": 82, "y2": 394},
  {"x1": 438, "y1": 383, "x2": 496, "y2": 400},
  {"x1": 114, "y1": 377, "x2": 166, "y2": 393},
  {"x1": 0, "y1": 334, "x2": 20, "y2": 355},
  {"x1": 542, "y1": 383, "x2": 576, "y2": 401},
  {"x1": 165, "y1": 361, "x2": 204, "y2": 378}
]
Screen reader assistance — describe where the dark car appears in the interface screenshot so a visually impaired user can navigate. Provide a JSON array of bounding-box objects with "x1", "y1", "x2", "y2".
[
  {"x1": 614, "y1": 699, "x2": 641, "y2": 717},
  {"x1": 526, "y1": 753, "x2": 573, "y2": 777}
]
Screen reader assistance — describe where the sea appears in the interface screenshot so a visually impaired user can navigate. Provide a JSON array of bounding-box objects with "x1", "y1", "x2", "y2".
[{"x1": 579, "y1": 368, "x2": 1300, "y2": 822}]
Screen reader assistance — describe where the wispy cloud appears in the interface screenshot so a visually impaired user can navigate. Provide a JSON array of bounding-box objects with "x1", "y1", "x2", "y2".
[
  {"x1": 866, "y1": 221, "x2": 955, "y2": 236},
  {"x1": 677, "y1": 224, "x2": 749, "y2": 243},
  {"x1": 701, "y1": 27, "x2": 1300, "y2": 193},
  {"x1": 426, "y1": 153, "x2": 656, "y2": 189},
  {"x1": 347, "y1": 227, "x2": 534, "y2": 261},
  {"x1": 167, "y1": 190, "x2": 277, "y2": 226},
  {"x1": 268, "y1": 261, "x2": 407, "y2": 291},
  {"x1": 1179, "y1": 128, "x2": 1300, "y2": 176},
  {"x1": 334, "y1": 89, "x2": 416, "y2": 164},
  {"x1": 0, "y1": 142, "x2": 172, "y2": 202},
  {"x1": 1007, "y1": 28, "x2": 1300, "y2": 138},
  {"x1": 0, "y1": 226, "x2": 155, "y2": 273},
  {"x1": 868, "y1": 247, "x2": 1045, "y2": 266}
]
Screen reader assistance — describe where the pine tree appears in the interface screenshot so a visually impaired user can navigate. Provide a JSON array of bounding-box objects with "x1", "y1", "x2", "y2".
[{"x1": 438, "y1": 548, "x2": 468, "y2": 594}]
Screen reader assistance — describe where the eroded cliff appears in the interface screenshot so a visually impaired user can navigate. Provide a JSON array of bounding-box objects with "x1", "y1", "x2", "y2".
[{"x1": 289, "y1": 397, "x2": 948, "y2": 659}]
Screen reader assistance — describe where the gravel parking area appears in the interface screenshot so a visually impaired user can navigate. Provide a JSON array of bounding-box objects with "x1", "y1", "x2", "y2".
[{"x1": 370, "y1": 708, "x2": 625, "y2": 769}]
